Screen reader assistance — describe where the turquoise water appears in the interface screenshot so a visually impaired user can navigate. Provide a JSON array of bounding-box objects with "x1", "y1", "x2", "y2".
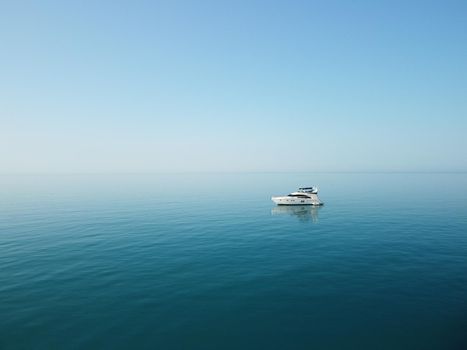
[{"x1": 1, "y1": 173, "x2": 467, "y2": 349}]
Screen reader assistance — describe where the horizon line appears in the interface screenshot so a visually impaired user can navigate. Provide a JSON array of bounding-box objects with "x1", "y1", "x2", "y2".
[{"x1": 1, "y1": 170, "x2": 466, "y2": 176}]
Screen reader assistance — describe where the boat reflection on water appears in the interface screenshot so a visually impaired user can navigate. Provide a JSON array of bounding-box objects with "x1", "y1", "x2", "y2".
[{"x1": 271, "y1": 205, "x2": 321, "y2": 223}]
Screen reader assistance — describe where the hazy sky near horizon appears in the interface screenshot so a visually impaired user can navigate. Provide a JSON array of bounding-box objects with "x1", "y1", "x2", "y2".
[{"x1": 1, "y1": 0, "x2": 466, "y2": 173}]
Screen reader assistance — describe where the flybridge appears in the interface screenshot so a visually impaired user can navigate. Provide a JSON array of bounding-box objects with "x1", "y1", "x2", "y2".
[{"x1": 298, "y1": 186, "x2": 318, "y2": 194}]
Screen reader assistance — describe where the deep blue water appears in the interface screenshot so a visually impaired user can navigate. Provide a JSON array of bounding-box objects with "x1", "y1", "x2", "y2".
[{"x1": 1, "y1": 173, "x2": 467, "y2": 349}]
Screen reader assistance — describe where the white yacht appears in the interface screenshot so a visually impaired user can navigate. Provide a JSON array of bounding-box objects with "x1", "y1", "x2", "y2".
[{"x1": 271, "y1": 187, "x2": 323, "y2": 206}]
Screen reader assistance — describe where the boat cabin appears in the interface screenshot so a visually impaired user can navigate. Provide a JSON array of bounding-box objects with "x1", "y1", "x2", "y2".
[{"x1": 287, "y1": 193, "x2": 310, "y2": 198}]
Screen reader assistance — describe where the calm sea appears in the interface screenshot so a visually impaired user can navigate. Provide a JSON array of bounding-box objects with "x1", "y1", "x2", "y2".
[{"x1": 1, "y1": 173, "x2": 467, "y2": 349}]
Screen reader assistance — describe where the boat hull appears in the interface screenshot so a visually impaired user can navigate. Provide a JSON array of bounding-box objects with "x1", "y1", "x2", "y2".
[{"x1": 271, "y1": 195, "x2": 323, "y2": 206}]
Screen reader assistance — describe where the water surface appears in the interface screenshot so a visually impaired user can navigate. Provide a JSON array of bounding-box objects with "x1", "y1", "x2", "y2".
[{"x1": 1, "y1": 173, "x2": 466, "y2": 349}]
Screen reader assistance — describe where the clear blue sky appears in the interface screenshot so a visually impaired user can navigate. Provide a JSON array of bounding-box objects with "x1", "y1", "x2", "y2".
[{"x1": 1, "y1": 0, "x2": 466, "y2": 173}]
